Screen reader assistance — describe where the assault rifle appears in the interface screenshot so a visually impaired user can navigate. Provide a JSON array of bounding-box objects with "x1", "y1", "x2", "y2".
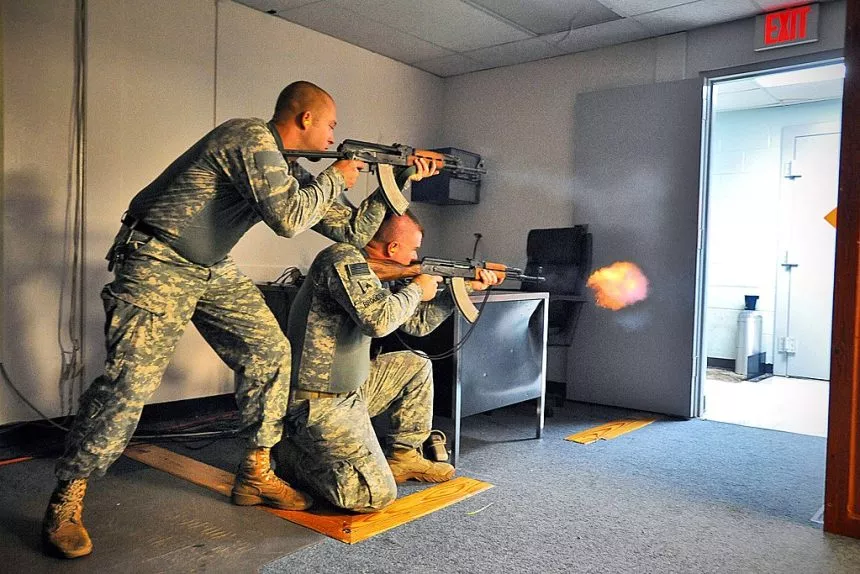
[
  {"x1": 367, "y1": 256, "x2": 543, "y2": 323},
  {"x1": 282, "y1": 140, "x2": 486, "y2": 216}
]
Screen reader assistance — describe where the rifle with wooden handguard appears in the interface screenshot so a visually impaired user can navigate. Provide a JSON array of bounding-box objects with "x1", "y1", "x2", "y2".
[
  {"x1": 282, "y1": 140, "x2": 486, "y2": 216},
  {"x1": 367, "y1": 256, "x2": 543, "y2": 323}
]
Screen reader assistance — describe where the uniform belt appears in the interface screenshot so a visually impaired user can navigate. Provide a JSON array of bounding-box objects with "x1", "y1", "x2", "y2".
[
  {"x1": 121, "y1": 213, "x2": 159, "y2": 238},
  {"x1": 290, "y1": 389, "x2": 347, "y2": 400}
]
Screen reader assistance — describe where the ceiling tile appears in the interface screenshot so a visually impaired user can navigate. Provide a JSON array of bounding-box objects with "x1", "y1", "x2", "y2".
[
  {"x1": 464, "y1": 37, "x2": 565, "y2": 67},
  {"x1": 280, "y1": 2, "x2": 453, "y2": 64},
  {"x1": 329, "y1": 0, "x2": 532, "y2": 51},
  {"x1": 713, "y1": 77, "x2": 762, "y2": 94},
  {"x1": 633, "y1": 0, "x2": 760, "y2": 36},
  {"x1": 411, "y1": 53, "x2": 490, "y2": 77},
  {"x1": 761, "y1": 78, "x2": 844, "y2": 103},
  {"x1": 547, "y1": 17, "x2": 651, "y2": 53},
  {"x1": 713, "y1": 88, "x2": 780, "y2": 111},
  {"x1": 466, "y1": 0, "x2": 621, "y2": 35},
  {"x1": 595, "y1": 0, "x2": 698, "y2": 17},
  {"x1": 233, "y1": 0, "x2": 320, "y2": 13}
]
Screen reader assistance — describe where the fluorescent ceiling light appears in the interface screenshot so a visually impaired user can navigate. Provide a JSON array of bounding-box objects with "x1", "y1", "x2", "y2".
[{"x1": 755, "y1": 63, "x2": 846, "y2": 88}]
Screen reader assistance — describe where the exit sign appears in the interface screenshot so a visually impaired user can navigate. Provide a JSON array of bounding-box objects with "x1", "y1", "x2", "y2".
[{"x1": 754, "y1": 3, "x2": 819, "y2": 51}]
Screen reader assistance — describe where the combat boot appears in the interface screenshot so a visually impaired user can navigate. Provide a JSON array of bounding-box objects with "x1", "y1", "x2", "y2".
[
  {"x1": 42, "y1": 478, "x2": 92, "y2": 559},
  {"x1": 231, "y1": 447, "x2": 313, "y2": 510},
  {"x1": 387, "y1": 447, "x2": 455, "y2": 484}
]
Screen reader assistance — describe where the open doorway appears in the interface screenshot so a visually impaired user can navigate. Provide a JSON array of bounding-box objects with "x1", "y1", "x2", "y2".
[{"x1": 699, "y1": 61, "x2": 844, "y2": 438}]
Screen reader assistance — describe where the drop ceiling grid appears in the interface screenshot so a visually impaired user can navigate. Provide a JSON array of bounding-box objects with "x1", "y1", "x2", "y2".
[{"x1": 233, "y1": 0, "x2": 838, "y2": 77}]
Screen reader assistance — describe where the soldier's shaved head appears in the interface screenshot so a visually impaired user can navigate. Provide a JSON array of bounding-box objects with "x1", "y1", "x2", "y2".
[
  {"x1": 365, "y1": 210, "x2": 424, "y2": 266},
  {"x1": 273, "y1": 81, "x2": 333, "y2": 122},
  {"x1": 372, "y1": 210, "x2": 424, "y2": 244}
]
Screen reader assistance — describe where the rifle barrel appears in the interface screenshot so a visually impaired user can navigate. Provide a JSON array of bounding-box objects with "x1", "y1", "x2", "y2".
[{"x1": 513, "y1": 274, "x2": 545, "y2": 282}]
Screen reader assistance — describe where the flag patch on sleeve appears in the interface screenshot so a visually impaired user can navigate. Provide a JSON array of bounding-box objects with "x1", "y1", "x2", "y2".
[{"x1": 346, "y1": 262, "x2": 371, "y2": 279}]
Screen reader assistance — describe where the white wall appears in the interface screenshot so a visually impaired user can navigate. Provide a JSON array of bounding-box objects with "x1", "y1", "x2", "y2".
[
  {"x1": 432, "y1": 1, "x2": 846, "y2": 394},
  {"x1": 705, "y1": 99, "x2": 843, "y2": 363},
  {"x1": 0, "y1": 0, "x2": 443, "y2": 424}
]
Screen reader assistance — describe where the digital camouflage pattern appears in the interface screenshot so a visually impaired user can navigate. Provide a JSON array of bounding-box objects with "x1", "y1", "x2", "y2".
[
  {"x1": 57, "y1": 117, "x2": 390, "y2": 481},
  {"x1": 127, "y1": 118, "x2": 388, "y2": 266},
  {"x1": 57, "y1": 233, "x2": 291, "y2": 479},
  {"x1": 276, "y1": 351, "x2": 434, "y2": 512},
  {"x1": 287, "y1": 242, "x2": 454, "y2": 395},
  {"x1": 273, "y1": 243, "x2": 456, "y2": 511}
]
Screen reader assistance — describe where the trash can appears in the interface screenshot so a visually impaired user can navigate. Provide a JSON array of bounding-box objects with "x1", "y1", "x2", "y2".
[{"x1": 735, "y1": 310, "x2": 763, "y2": 378}]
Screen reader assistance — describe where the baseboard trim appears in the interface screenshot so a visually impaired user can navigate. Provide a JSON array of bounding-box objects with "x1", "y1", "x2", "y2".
[{"x1": 707, "y1": 357, "x2": 735, "y2": 370}]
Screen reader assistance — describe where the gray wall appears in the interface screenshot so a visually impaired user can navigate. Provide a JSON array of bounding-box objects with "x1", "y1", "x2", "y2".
[
  {"x1": 430, "y1": 0, "x2": 846, "y2": 396},
  {"x1": 569, "y1": 79, "x2": 703, "y2": 416}
]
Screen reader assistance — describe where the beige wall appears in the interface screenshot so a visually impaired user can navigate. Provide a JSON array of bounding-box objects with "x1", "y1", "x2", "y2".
[
  {"x1": 216, "y1": 0, "x2": 445, "y2": 277},
  {"x1": 2, "y1": 0, "x2": 81, "y2": 423},
  {"x1": 0, "y1": 0, "x2": 443, "y2": 424}
]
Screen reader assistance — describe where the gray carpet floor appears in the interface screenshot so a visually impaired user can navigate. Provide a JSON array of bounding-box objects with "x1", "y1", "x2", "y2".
[
  {"x1": 260, "y1": 401, "x2": 860, "y2": 574},
  {"x1": 4, "y1": 400, "x2": 860, "y2": 573},
  {"x1": 0, "y1": 454, "x2": 320, "y2": 573}
]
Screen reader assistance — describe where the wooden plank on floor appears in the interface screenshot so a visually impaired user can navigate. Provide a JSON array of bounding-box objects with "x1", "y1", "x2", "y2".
[
  {"x1": 565, "y1": 419, "x2": 656, "y2": 444},
  {"x1": 269, "y1": 477, "x2": 493, "y2": 544},
  {"x1": 124, "y1": 442, "x2": 234, "y2": 496},
  {"x1": 0, "y1": 456, "x2": 34, "y2": 467},
  {"x1": 124, "y1": 443, "x2": 493, "y2": 544}
]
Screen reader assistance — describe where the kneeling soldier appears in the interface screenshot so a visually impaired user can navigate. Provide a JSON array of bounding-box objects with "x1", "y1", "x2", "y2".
[{"x1": 273, "y1": 211, "x2": 499, "y2": 512}]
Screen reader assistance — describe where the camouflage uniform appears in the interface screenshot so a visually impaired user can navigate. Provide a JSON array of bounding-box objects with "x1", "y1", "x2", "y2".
[
  {"x1": 56, "y1": 119, "x2": 387, "y2": 481},
  {"x1": 272, "y1": 243, "x2": 454, "y2": 512}
]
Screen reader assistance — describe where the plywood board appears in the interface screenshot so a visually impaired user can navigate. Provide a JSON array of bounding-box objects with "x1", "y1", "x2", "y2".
[
  {"x1": 124, "y1": 443, "x2": 493, "y2": 544},
  {"x1": 565, "y1": 419, "x2": 656, "y2": 444}
]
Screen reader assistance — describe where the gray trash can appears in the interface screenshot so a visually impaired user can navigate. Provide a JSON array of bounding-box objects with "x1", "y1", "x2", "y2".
[{"x1": 735, "y1": 310, "x2": 763, "y2": 377}]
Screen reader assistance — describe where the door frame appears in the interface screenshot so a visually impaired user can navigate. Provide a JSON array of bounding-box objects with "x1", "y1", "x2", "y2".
[
  {"x1": 696, "y1": 47, "x2": 860, "y2": 534},
  {"x1": 695, "y1": 56, "x2": 845, "y2": 417},
  {"x1": 824, "y1": 0, "x2": 860, "y2": 538}
]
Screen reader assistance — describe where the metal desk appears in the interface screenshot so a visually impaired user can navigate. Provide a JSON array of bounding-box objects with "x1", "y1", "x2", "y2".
[
  {"x1": 260, "y1": 284, "x2": 549, "y2": 466},
  {"x1": 379, "y1": 291, "x2": 549, "y2": 465}
]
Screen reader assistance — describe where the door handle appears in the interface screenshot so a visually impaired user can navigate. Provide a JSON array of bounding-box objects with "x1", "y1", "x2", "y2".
[{"x1": 781, "y1": 262, "x2": 799, "y2": 269}]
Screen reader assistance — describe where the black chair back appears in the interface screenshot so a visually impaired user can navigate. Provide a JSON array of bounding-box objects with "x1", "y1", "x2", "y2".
[{"x1": 521, "y1": 226, "x2": 593, "y2": 346}]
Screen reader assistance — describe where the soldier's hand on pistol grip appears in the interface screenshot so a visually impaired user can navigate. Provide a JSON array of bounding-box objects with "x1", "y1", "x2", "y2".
[
  {"x1": 413, "y1": 274, "x2": 443, "y2": 301},
  {"x1": 331, "y1": 159, "x2": 366, "y2": 189},
  {"x1": 470, "y1": 268, "x2": 501, "y2": 292}
]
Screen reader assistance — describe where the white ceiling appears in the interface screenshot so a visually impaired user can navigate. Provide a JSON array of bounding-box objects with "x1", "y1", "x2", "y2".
[
  {"x1": 713, "y1": 62, "x2": 844, "y2": 111},
  {"x1": 233, "y1": 0, "x2": 836, "y2": 77}
]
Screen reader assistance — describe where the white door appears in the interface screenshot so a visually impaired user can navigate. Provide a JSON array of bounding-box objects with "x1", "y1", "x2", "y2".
[{"x1": 774, "y1": 123, "x2": 841, "y2": 380}]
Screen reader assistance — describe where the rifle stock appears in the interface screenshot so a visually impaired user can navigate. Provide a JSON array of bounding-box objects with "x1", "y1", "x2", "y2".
[
  {"x1": 365, "y1": 256, "x2": 543, "y2": 323},
  {"x1": 366, "y1": 259, "x2": 423, "y2": 282}
]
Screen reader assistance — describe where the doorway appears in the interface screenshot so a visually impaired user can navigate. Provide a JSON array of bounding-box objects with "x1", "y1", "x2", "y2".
[{"x1": 699, "y1": 61, "x2": 844, "y2": 438}]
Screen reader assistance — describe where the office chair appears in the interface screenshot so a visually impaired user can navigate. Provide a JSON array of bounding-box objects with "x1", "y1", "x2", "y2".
[{"x1": 521, "y1": 225, "x2": 593, "y2": 347}]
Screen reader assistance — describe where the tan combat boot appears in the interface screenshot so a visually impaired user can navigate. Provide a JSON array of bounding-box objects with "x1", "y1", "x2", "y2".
[
  {"x1": 42, "y1": 478, "x2": 93, "y2": 559},
  {"x1": 231, "y1": 447, "x2": 313, "y2": 510},
  {"x1": 387, "y1": 447, "x2": 455, "y2": 484}
]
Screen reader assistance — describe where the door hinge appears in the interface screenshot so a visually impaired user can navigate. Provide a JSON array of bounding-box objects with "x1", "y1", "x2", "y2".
[{"x1": 783, "y1": 160, "x2": 802, "y2": 180}]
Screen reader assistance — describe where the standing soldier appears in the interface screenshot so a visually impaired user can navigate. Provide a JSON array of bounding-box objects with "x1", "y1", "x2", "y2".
[
  {"x1": 272, "y1": 211, "x2": 499, "y2": 512},
  {"x1": 42, "y1": 80, "x2": 436, "y2": 559}
]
